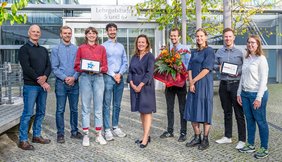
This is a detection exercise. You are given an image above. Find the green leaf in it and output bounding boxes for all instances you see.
[3,13,8,20]
[11,4,17,15]
[23,0,28,6]
[23,14,27,23]
[10,19,14,25]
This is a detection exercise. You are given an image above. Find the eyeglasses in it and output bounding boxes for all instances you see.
[247,41,257,45]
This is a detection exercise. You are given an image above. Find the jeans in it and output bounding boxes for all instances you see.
[55,79,79,136]
[103,74,124,130]
[165,83,187,134]
[19,85,47,142]
[219,81,246,141]
[241,90,269,149]
[80,73,104,129]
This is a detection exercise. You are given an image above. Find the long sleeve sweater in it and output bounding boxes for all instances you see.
[74,44,108,73]
[237,54,269,101]
[19,40,51,86]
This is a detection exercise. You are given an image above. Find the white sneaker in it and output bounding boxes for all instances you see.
[215,137,232,144]
[96,134,107,145]
[235,141,245,149]
[104,130,114,141]
[82,135,90,147]
[112,128,127,138]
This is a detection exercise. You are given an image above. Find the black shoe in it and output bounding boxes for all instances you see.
[178,133,187,142]
[186,134,201,147]
[57,135,65,144]
[135,136,151,144]
[70,132,83,139]
[198,136,209,150]
[139,137,150,148]
[140,142,148,148]
[160,131,174,138]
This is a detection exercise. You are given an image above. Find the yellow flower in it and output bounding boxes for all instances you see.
[161,49,169,56]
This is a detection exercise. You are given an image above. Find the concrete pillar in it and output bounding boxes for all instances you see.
[181,0,186,44]
[276,13,282,83]
[196,0,202,29]
[223,0,232,28]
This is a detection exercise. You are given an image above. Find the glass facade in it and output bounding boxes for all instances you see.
[0,0,281,83]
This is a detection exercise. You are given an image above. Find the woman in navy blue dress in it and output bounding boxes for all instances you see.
[127,34,156,148]
[184,28,215,150]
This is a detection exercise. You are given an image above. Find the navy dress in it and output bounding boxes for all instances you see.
[127,52,156,114]
[184,47,215,124]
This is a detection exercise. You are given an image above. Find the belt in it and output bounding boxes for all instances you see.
[84,71,99,75]
[221,80,239,84]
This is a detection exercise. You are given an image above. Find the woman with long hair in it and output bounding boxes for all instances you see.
[237,35,269,159]
[184,28,215,150]
[127,34,156,148]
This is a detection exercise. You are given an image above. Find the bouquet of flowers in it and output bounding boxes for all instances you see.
[154,48,190,87]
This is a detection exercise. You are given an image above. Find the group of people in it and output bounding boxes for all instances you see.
[17,23,270,159]
[18,23,128,149]
[215,28,269,159]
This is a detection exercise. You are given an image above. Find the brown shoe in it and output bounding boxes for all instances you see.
[32,136,51,144]
[18,141,35,150]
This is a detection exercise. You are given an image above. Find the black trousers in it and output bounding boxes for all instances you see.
[165,83,187,134]
[219,80,246,142]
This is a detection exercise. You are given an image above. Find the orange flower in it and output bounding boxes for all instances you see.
[171,57,176,62]
[161,49,169,56]
[175,53,180,59]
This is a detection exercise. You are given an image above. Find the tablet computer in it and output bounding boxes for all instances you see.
[80,59,100,72]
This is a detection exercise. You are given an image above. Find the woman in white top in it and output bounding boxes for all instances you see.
[237,35,269,159]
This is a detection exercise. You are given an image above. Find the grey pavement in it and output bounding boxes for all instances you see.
[0,84,282,161]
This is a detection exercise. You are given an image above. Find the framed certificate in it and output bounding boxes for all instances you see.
[80,59,100,72]
[221,62,238,75]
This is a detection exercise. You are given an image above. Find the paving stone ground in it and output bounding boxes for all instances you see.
[0,84,282,162]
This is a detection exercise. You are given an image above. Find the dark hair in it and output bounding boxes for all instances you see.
[223,27,235,35]
[60,25,72,33]
[246,35,264,58]
[84,27,99,44]
[134,34,151,56]
[196,28,208,51]
[170,28,181,36]
[106,23,118,31]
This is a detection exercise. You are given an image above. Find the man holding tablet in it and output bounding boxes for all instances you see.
[214,28,246,149]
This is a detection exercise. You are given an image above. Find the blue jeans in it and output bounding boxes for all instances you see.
[241,90,269,149]
[103,74,124,130]
[79,73,104,129]
[19,85,47,142]
[55,79,79,136]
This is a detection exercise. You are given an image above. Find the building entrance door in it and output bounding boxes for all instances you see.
[63,18,163,88]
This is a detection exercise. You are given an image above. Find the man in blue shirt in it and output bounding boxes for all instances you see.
[51,26,82,143]
[214,28,246,149]
[102,23,128,141]
[160,28,191,142]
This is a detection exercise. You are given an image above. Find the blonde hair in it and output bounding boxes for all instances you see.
[60,25,72,33]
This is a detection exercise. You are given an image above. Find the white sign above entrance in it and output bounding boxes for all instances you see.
[91,6,138,21]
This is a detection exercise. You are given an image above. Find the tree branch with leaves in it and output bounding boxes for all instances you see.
[134,0,277,44]
[0,0,28,26]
